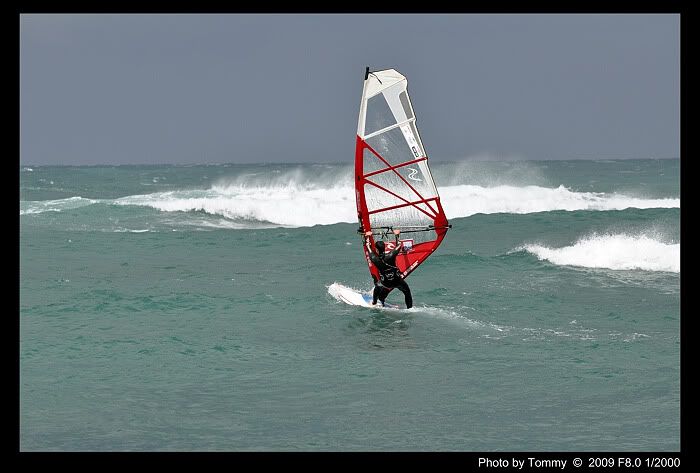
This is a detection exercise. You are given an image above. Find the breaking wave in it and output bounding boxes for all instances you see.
[521,233,680,273]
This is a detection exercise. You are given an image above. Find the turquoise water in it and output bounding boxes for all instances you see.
[20,159,680,451]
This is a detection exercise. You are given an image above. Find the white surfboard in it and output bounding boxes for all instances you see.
[328,283,401,309]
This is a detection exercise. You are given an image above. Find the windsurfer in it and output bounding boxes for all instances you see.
[364,229,413,309]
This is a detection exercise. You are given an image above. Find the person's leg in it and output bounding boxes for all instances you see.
[396,280,413,309]
[372,284,382,305]
[377,286,388,306]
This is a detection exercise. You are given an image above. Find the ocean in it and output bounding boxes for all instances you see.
[19,158,680,451]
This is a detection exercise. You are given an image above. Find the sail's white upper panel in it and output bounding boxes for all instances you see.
[357,69,420,145]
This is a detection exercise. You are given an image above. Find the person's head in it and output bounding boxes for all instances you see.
[375,240,385,254]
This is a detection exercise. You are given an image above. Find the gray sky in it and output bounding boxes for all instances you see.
[20,14,679,165]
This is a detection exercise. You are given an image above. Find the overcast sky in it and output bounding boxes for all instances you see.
[20,14,679,165]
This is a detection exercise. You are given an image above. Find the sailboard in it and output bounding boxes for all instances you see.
[327,283,401,309]
[355,67,450,286]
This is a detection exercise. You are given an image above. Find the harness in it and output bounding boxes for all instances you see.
[375,253,401,285]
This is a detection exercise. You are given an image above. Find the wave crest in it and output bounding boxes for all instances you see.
[107,183,678,228]
[441,184,678,217]
[20,196,98,215]
[521,233,680,273]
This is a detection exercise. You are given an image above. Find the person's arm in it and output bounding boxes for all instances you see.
[364,231,373,251]
[389,229,403,257]
[364,231,379,263]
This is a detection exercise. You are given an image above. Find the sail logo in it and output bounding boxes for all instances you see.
[384,240,412,253]
[407,168,422,182]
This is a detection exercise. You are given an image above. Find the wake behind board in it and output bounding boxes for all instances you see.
[328,283,401,309]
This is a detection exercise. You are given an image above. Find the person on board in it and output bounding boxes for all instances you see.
[363,229,413,309]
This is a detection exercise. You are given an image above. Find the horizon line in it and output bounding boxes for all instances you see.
[20,156,681,167]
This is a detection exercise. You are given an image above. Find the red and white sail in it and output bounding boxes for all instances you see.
[355,68,450,282]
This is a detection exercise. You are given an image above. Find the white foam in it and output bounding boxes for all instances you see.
[522,233,680,273]
[440,184,679,217]
[115,187,357,227]
[415,305,512,332]
[111,183,678,228]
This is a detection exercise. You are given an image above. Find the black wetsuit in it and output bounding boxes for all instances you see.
[366,238,413,309]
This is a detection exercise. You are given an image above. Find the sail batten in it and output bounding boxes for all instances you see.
[363,157,427,178]
[363,117,416,140]
[355,68,450,281]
